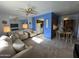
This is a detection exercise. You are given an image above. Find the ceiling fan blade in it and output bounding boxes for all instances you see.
[16,8,26,12]
[32,10,38,14]
[16,5,37,17]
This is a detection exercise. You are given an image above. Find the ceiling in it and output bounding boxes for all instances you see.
[0,1,79,19]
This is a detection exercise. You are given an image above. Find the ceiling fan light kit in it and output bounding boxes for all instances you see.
[17,5,37,17]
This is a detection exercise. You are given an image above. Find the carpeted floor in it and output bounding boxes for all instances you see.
[23,34,75,58]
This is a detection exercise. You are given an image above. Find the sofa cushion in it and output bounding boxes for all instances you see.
[12,46,33,58]
[14,33,19,39]
[0,35,12,44]
[17,31,29,40]
[10,32,20,43]
[13,39,25,52]
[20,34,28,40]
[0,40,16,58]
[17,31,24,35]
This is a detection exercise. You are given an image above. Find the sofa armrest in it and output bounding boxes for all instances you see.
[12,46,33,58]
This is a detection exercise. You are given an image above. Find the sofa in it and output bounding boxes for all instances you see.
[0,31,33,58]
[12,46,33,58]
[10,31,30,40]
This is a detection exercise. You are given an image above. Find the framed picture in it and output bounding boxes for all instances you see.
[2,20,7,24]
[46,19,48,28]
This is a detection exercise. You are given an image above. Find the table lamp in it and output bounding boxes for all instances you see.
[22,23,28,29]
[3,25,11,36]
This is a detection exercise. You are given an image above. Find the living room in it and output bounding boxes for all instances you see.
[0,1,79,58]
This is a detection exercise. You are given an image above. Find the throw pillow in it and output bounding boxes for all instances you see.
[13,39,25,52]
[10,35,16,43]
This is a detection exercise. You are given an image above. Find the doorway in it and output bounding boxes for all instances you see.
[36,20,44,34]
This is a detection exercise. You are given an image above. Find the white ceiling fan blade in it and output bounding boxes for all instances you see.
[32,10,38,14]
[16,8,26,12]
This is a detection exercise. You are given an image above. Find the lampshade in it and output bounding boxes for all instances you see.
[53,25,57,30]
[3,25,11,33]
[22,24,28,29]
[63,16,69,21]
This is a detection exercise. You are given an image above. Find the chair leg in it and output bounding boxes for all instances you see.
[70,35,73,43]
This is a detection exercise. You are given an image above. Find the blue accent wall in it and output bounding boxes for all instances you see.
[43,13,52,39]
[32,12,58,39]
[32,17,36,31]
[32,12,52,39]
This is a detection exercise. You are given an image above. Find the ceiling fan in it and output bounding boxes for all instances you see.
[16,5,37,17]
